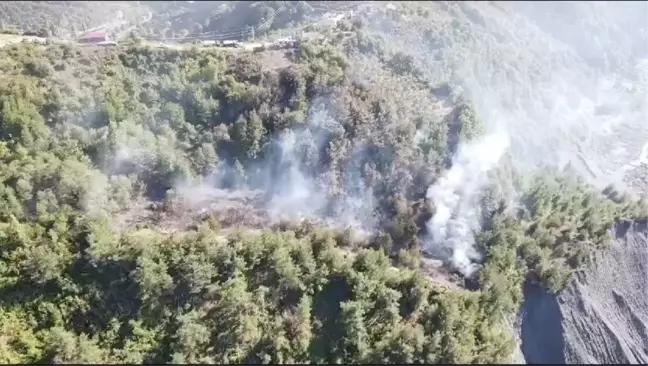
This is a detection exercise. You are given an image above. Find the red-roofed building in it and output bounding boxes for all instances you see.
[78,32,109,44]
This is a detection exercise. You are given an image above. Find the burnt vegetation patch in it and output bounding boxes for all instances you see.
[0,2,647,364]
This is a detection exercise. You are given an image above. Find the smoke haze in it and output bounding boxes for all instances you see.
[102,1,647,278]
[426,132,510,275]
[354,1,648,275]
[171,98,379,233]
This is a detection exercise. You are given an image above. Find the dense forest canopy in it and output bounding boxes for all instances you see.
[0,1,647,364]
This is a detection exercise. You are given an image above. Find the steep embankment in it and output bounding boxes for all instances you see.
[521,221,648,364]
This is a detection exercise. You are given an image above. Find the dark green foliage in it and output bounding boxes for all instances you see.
[0,9,644,362]
[0,38,514,364]
[0,219,516,363]
[477,170,647,297]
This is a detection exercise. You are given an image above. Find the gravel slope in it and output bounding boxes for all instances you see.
[521,221,648,364]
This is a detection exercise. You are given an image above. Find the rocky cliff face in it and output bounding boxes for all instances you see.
[520,221,648,364]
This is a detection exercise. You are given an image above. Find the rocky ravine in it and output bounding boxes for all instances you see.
[520,221,648,364]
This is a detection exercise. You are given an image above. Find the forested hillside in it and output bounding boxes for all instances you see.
[138,1,315,40]
[138,1,364,41]
[0,2,647,364]
[0,1,141,38]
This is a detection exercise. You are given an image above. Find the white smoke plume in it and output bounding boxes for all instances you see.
[263,129,329,222]
[170,97,379,233]
[354,1,647,276]
[358,2,648,190]
[426,132,510,276]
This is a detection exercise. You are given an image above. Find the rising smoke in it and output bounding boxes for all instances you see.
[355,1,648,276]
[98,1,646,281]
[426,132,510,276]
[171,97,378,233]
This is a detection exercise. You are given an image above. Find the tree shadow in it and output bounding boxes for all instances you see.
[520,283,567,364]
[308,275,353,363]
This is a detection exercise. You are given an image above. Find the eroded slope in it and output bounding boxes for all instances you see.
[522,221,648,364]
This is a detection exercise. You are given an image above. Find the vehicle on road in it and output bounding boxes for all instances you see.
[97,41,118,47]
[222,40,242,48]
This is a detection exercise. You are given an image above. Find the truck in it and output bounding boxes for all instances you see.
[221,40,241,48]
